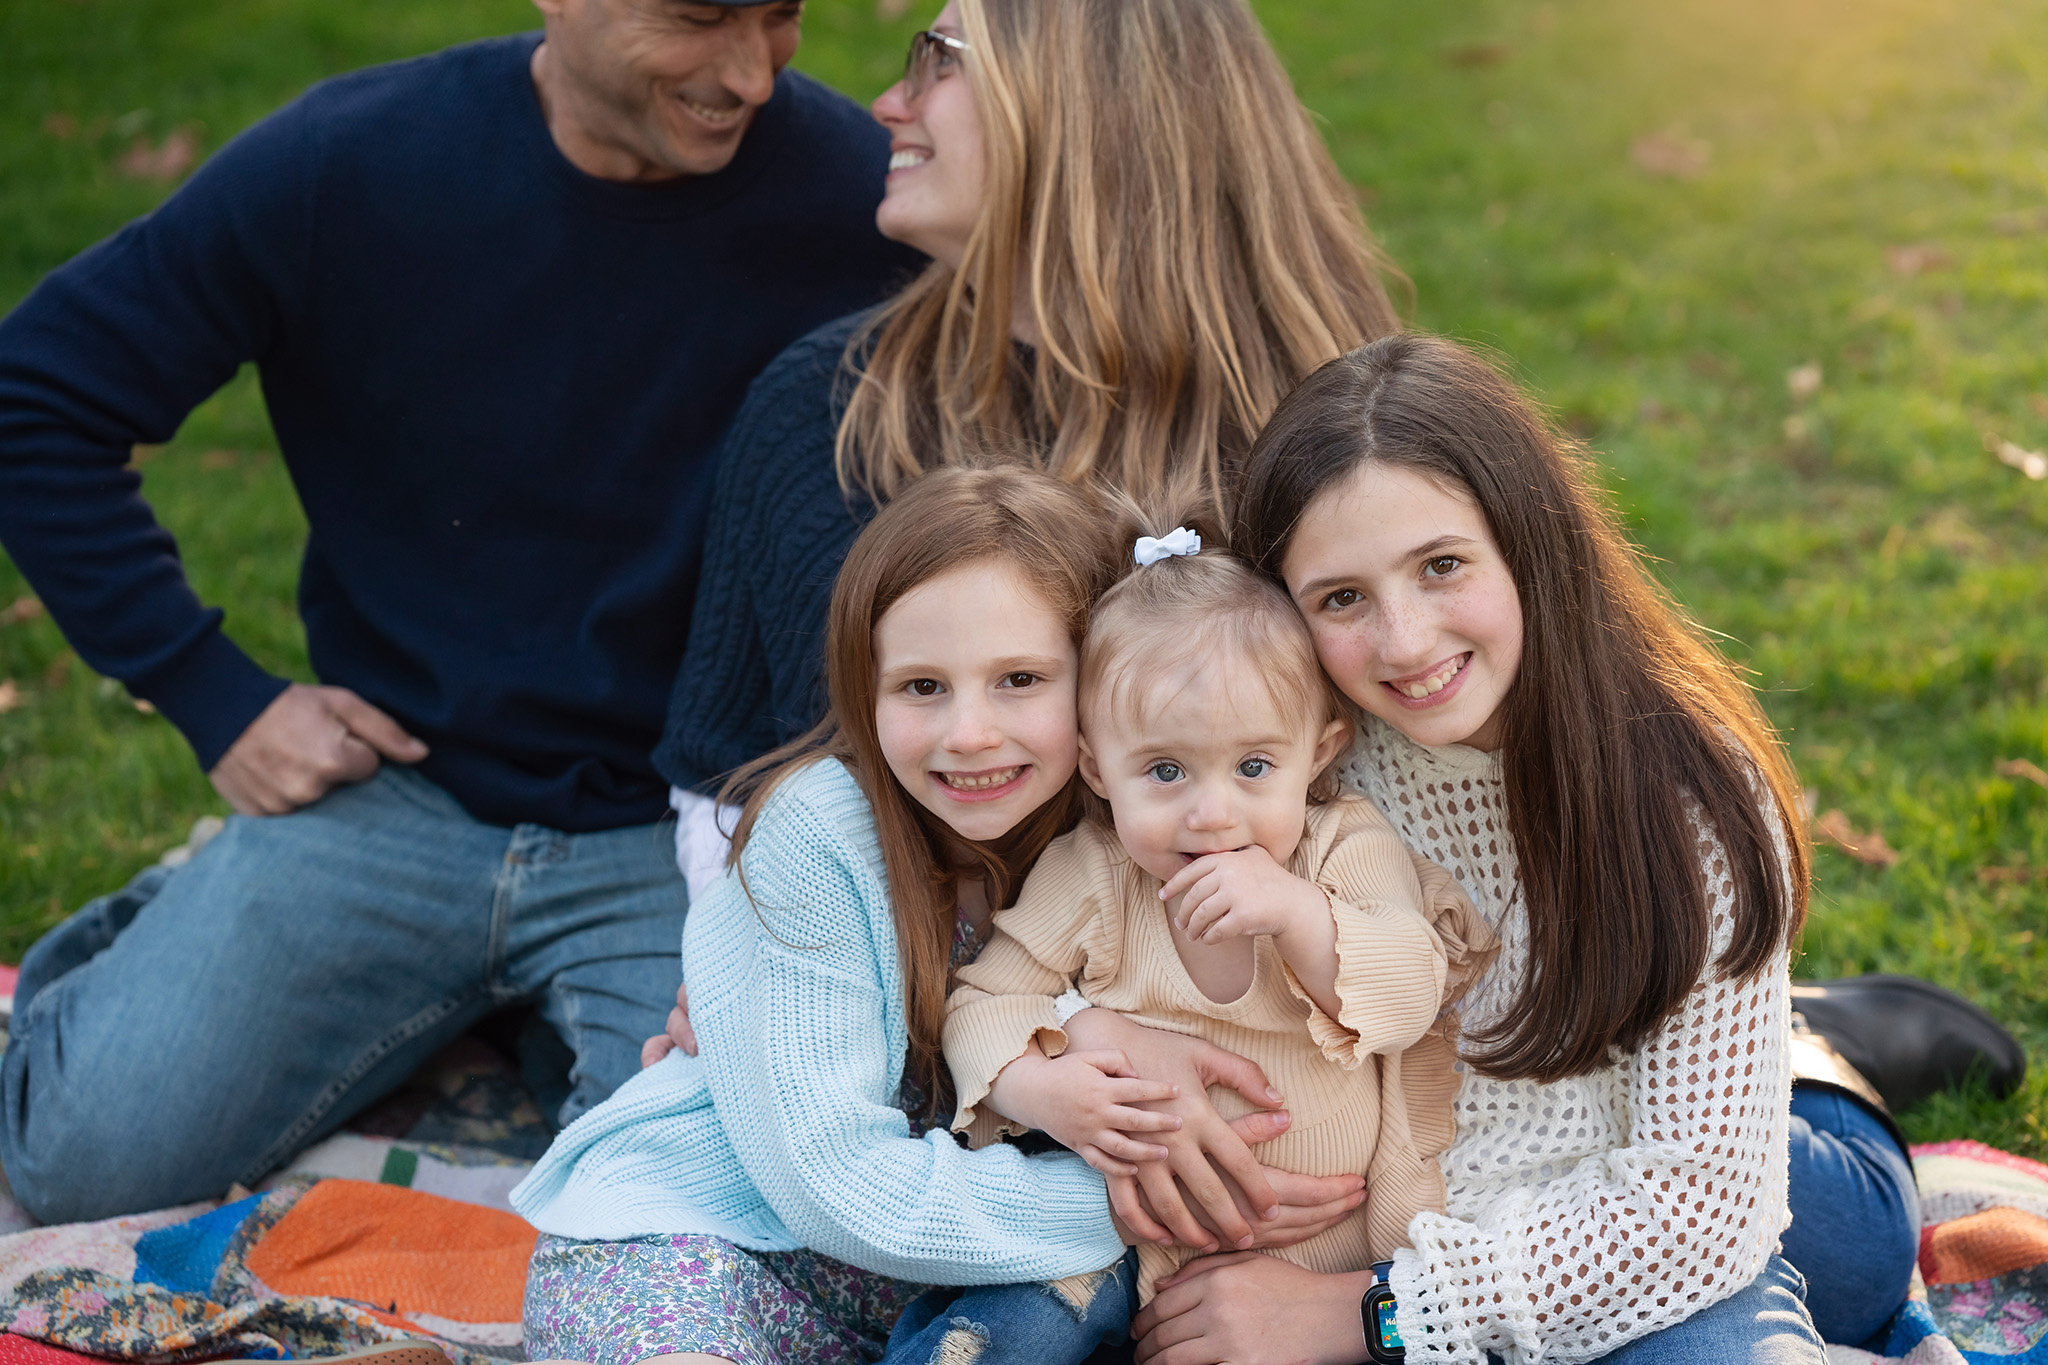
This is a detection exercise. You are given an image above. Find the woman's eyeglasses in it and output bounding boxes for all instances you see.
[901,30,969,102]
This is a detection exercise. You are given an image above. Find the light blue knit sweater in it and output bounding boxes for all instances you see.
[510,757,1127,1284]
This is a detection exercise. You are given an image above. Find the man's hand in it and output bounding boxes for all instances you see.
[1158,845,1325,945]
[208,683,427,816]
[987,1045,1183,1178]
[641,982,698,1067]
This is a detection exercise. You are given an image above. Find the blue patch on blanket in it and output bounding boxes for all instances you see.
[132,1192,263,1294]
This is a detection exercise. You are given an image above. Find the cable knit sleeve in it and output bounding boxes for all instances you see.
[1388,805,1794,1365]
[943,827,1117,1141]
[653,314,873,791]
[691,763,1127,1285]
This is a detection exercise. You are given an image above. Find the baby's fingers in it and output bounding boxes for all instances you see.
[1078,1144,1140,1178]
[1100,1076,1180,1108]
[1156,855,1222,907]
[1102,1102,1183,1133]
[1094,1130,1173,1164]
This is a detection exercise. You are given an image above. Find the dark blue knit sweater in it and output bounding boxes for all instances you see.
[0,36,922,831]
[653,312,875,792]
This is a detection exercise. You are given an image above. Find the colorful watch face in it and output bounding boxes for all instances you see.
[1363,1284,1405,1362]
[1377,1298,1403,1350]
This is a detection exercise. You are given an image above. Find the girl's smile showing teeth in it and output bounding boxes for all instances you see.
[935,765,1031,802]
[1386,653,1469,702]
[888,148,931,172]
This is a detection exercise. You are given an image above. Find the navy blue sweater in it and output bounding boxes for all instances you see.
[654,312,875,792]
[0,36,922,831]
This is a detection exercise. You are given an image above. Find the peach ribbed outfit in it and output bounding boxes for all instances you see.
[944,794,1497,1302]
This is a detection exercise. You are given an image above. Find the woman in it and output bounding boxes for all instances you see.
[653,0,1401,810]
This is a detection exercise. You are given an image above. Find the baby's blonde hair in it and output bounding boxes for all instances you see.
[1080,523,1347,792]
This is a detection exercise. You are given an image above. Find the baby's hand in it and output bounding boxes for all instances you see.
[1160,846,1329,945]
[1002,1048,1185,1178]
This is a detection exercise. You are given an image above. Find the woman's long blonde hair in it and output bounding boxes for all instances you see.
[837,0,1402,514]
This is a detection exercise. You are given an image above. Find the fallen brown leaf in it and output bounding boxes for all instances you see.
[132,697,157,715]
[1446,43,1511,67]
[1886,243,1951,277]
[1996,758,2048,789]
[116,125,199,183]
[43,652,72,689]
[1786,362,1823,402]
[200,449,238,471]
[1991,208,2048,236]
[42,112,77,141]
[875,0,912,17]
[1977,865,2042,886]
[1,596,42,627]
[0,680,20,715]
[1630,129,1711,179]
[1813,809,1900,867]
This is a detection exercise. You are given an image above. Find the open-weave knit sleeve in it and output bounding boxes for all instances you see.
[1341,722,1793,1365]
[1389,815,1792,1364]
[945,827,1119,1140]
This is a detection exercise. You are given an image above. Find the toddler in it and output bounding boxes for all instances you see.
[940,527,1496,1324]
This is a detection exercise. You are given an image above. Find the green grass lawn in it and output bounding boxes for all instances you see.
[2,0,2043,1155]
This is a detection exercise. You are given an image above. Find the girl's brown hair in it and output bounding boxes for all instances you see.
[1235,333,1810,1083]
[720,466,1120,1120]
[837,0,1403,515]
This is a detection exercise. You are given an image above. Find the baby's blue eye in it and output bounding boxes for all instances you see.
[1237,757,1272,779]
[1147,761,1184,784]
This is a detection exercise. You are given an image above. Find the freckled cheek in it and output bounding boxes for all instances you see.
[1307,622,1383,711]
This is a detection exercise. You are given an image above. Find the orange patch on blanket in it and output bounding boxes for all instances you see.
[246,1179,537,1323]
[1918,1207,2048,1286]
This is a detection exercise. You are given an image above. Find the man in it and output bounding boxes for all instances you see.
[0,0,921,1223]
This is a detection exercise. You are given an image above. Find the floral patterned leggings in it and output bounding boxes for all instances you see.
[523,1232,930,1365]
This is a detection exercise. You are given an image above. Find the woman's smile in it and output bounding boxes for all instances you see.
[1383,651,1470,704]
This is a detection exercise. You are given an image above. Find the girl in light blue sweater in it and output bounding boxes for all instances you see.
[513,469,1359,1365]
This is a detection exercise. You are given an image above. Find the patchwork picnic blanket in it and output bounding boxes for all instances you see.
[1834,1141,2048,1365]
[0,1036,547,1364]
[0,1033,2042,1364]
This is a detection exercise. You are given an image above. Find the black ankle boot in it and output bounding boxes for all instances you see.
[1790,974,2027,1115]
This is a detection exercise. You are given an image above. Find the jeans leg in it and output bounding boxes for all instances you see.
[1781,1087,1921,1345]
[499,820,686,1128]
[0,769,509,1223]
[1584,1255,1826,1364]
[883,1254,1135,1365]
[13,863,176,1013]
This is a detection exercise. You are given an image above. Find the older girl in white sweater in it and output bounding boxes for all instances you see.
[1059,333,1886,1365]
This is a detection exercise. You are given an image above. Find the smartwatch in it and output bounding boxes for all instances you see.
[1360,1260,1405,1363]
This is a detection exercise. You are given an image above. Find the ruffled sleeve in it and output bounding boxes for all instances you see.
[944,825,1120,1142]
[1284,799,1499,1068]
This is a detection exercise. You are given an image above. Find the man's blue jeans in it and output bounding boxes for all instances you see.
[0,767,684,1225]
[885,1252,1136,1365]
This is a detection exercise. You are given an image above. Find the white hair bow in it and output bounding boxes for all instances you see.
[1133,527,1202,567]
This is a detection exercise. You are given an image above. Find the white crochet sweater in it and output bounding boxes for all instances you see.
[1340,718,1793,1365]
